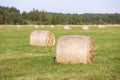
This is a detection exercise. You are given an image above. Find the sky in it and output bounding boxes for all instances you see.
[0,0,120,14]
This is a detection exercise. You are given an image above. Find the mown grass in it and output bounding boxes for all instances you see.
[0,25,120,80]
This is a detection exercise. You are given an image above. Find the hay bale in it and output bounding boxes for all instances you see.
[102,25,105,28]
[98,25,105,28]
[50,25,54,28]
[64,25,71,30]
[35,25,38,28]
[41,25,44,28]
[56,35,95,64]
[83,25,89,30]
[30,30,55,46]
[17,25,20,28]
[98,25,102,28]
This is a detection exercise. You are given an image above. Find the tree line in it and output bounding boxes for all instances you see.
[0,6,120,25]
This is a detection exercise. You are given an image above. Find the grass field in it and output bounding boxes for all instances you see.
[0,25,120,80]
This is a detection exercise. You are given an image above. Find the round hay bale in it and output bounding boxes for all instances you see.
[30,30,55,46]
[56,35,95,64]
[35,25,38,28]
[83,25,89,30]
[41,25,44,28]
[98,25,102,28]
[98,25,105,28]
[102,25,105,28]
[17,25,20,28]
[50,25,54,28]
[64,25,71,30]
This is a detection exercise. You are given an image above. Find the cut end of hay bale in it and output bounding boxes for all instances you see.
[56,35,95,64]
[30,30,55,46]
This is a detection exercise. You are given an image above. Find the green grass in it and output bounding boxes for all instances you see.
[0,25,120,80]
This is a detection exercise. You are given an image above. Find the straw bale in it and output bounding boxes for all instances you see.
[17,25,20,28]
[41,25,44,28]
[102,25,105,28]
[64,25,71,30]
[83,25,89,30]
[98,25,102,28]
[56,35,95,64]
[30,30,55,46]
[35,25,38,28]
[98,25,105,28]
[50,25,54,28]
[0,26,3,30]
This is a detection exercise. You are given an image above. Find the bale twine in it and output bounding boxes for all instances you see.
[30,30,55,46]
[56,35,95,64]
[83,25,89,30]
[64,25,71,30]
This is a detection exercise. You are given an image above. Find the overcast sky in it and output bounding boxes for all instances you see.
[0,0,120,14]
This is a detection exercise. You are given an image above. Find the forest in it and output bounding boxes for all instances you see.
[0,6,120,25]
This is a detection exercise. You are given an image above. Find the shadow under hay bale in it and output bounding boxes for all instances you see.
[56,35,95,64]
[30,30,55,46]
